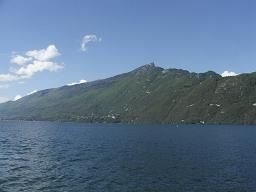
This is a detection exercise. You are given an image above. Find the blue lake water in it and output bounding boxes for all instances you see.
[1,121,256,191]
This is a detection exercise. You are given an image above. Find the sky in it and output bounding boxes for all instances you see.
[1,0,256,102]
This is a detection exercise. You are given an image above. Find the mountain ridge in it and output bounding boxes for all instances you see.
[1,63,256,124]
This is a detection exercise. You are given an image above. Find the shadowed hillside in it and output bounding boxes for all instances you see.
[1,63,256,124]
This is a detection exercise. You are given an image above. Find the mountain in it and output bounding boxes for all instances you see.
[1,63,256,124]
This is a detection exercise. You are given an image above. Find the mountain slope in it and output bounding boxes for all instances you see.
[1,63,256,124]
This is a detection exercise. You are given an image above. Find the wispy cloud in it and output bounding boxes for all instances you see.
[81,34,101,52]
[0,73,19,82]
[67,79,87,86]
[15,60,63,79]
[0,45,63,83]
[12,90,38,102]
[26,90,38,96]
[13,95,22,101]
[0,96,9,103]
[221,71,239,77]
[26,45,60,61]
[10,55,32,65]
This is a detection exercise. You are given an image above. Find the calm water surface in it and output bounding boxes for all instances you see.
[1,121,256,191]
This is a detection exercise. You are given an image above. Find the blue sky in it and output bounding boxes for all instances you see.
[1,0,256,102]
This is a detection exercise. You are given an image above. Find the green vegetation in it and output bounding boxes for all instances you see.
[1,63,256,124]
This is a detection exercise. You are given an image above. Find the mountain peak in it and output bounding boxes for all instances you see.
[139,62,156,70]
[133,62,162,74]
[199,71,222,79]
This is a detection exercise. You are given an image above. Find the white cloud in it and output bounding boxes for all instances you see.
[26,45,60,61]
[0,97,9,103]
[81,34,101,52]
[0,45,63,82]
[67,79,87,86]
[221,71,239,77]
[27,90,38,96]
[12,90,37,102]
[13,95,22,101]
[0,73,19,82]
[10,55,32,65]
[15,60,63,78]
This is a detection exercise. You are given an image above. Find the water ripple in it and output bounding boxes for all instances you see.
[1,121,256,191]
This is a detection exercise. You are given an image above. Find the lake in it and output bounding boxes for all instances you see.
[0,121,256,191]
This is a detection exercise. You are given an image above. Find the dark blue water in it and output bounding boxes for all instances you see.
[1,121,256,191]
